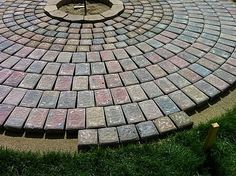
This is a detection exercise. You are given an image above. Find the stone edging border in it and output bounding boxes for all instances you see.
[44,0,125,23]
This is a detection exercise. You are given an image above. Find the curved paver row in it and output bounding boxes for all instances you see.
[0,0,236,147]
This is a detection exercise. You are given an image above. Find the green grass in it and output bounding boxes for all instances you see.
[0,107,236,176]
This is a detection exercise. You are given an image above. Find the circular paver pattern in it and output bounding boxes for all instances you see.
[0,0,235,146]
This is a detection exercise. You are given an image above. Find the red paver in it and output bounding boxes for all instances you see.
[66,109,85,130]
[111,87,131,105]
[24,108,49,131]
[0,104,14,127]
[44,109,67,133]
[95,89,113,106]
[4,107,31,131]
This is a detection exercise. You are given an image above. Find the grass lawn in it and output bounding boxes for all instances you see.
[0,107,236,176]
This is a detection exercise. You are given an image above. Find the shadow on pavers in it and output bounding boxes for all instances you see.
[66,131,78,139]
[25,131,44,138]
[4,130,24,137]
[45,132,65,139]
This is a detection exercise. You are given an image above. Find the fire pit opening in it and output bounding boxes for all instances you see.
[44,0,124,22]
[59,0,110,16]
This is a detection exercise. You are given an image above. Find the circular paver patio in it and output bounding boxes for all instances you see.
[0,0,235,147]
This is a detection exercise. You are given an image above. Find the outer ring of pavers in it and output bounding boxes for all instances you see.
[0,0,236,146]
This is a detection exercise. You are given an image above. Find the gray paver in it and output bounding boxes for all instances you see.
[75,63,90,76]
[169,111,193,129]
[204,74,229,91]
[133,68,154,82]
[154,95,180,115]
[155,77,178,94]
[182,85,209,105]
[117,124,139,143]
[139,100,163,120]
[77,91,95,108]
[36,75,56,90]
[119,71,139,86]
[58,91,76,108]
[189,63,211,77]
[213,69,236,85]
[136,121,159,139]
[20,90,42,108]
[153,116,177,134]
[38,91,60,108]
[98,127,119,145]
[126,85,148,102]
[122,103,145,124]
[104,105,126,127]
[91,62,106,75]
[141,81,163,98]
[86,107,106,128]
[194,80,220,98]
[167,73,191,89]
[78,129,98,147]
[169,90,196,111]
[19,74,41,89]
[72,76,88,90]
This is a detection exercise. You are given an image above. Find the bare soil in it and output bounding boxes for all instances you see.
[191,87,236,126]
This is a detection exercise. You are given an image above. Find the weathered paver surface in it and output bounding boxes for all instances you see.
[0,0,235,147]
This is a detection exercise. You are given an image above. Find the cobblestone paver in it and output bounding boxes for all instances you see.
[0,0,235,147]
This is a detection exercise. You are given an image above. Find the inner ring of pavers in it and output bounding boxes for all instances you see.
[1,0,169,52]
[44,0,125,23]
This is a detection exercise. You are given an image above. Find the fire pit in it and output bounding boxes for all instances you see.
[44,0,124,22]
